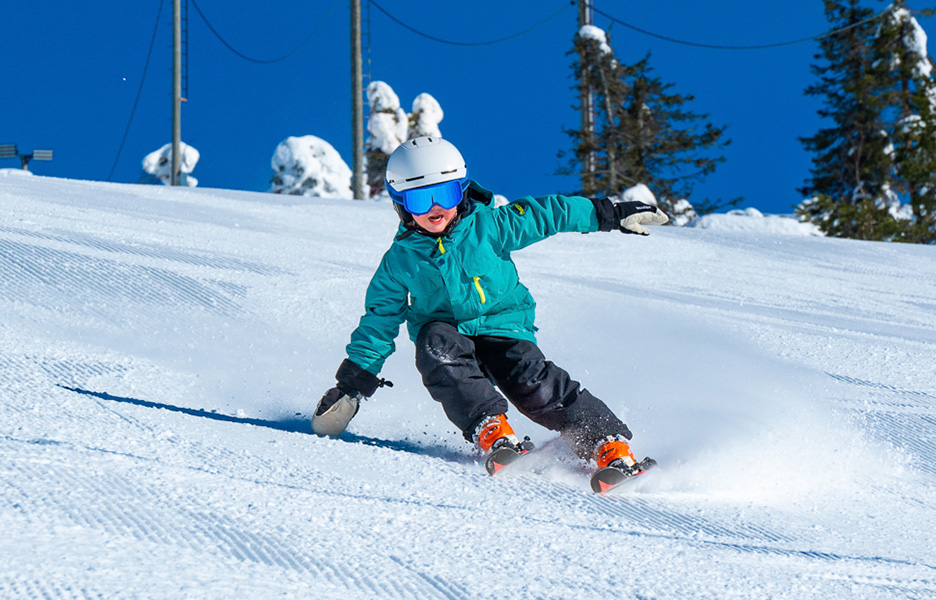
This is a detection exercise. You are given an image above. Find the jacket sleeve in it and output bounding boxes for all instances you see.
[345,251,408,375]
[491,194,601,252]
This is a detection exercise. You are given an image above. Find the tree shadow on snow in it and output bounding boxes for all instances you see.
[58,385,469,463]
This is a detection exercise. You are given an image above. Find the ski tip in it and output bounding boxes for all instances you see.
[490,461,508,475]
[484,446,524,476]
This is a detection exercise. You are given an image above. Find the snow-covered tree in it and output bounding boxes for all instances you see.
[270,135,352,198]
[875,1,936,243]
[142,142,199,187]
[560,25,733,224]
[365,81,408,198]
[408,93,444,139]
[364,81,445,198]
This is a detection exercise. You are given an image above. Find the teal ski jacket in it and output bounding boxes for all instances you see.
[346,181,601,375]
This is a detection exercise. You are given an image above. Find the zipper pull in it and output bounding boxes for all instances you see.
[472,276,487,304]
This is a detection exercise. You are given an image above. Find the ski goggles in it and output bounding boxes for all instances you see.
[388,176,470,216]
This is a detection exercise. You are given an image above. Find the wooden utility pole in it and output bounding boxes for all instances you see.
[577,0,595,192]
[171,0,182,186]
[351,0,365,200]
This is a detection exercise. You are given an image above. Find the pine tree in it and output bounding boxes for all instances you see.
[873,1,936,243]
[799,0,901,240]
[561,26,734,221]
[618,56,733,216]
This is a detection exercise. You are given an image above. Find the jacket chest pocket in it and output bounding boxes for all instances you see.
[410,263,446,310]
[413,262,444,292]
[466,253,516,307]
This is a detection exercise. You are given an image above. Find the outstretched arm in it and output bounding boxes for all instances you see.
[492,194,601,252]
[492,193,668,252]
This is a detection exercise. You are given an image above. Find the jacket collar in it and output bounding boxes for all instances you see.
[394,180,495,241]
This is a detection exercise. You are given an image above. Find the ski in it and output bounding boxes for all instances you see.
[590,457,657,495]
[484,437,536,476]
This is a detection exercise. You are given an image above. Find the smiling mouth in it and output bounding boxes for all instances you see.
[428,214,445,223]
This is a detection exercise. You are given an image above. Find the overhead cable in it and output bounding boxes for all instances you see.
[370,0,569,47]
[591,5,890,51]
[107,0,165,182]
[190,0,340,64]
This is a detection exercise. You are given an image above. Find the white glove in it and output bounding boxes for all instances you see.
[616,201,669,235]
[312,387,361,437]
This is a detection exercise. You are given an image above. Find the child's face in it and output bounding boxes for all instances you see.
[413,204,458,234]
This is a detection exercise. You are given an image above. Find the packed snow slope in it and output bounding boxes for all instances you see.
[2,170,936,599]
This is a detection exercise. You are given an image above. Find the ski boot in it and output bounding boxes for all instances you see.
[589,435,656,494]
[474,414,535,476]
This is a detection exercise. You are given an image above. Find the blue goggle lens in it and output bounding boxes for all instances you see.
[390,177,468,216]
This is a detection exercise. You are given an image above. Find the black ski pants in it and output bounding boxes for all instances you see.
[414,321,631,458]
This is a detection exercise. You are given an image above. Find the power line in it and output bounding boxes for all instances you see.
[189,0,340,64]
[107,0,165,182]
[590,5,890,51]
[369,0,570,47]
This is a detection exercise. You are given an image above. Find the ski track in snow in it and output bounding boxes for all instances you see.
[2,172,936,598]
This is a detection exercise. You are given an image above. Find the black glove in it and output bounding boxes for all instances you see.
[591,198,669,235]
[335,359,388,397]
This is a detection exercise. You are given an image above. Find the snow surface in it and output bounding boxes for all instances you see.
[2,175,936,599]
[691,207,824,236]
[0,168,32,178]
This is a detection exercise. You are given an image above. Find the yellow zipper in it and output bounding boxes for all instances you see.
[437,238,446,254]
[472,276,487,304]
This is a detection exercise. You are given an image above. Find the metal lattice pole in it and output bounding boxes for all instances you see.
[171,0,182,186]
[578,0,596,194]
[351,0,365,200]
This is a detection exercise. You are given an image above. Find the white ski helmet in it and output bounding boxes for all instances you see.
[385,136,468,195]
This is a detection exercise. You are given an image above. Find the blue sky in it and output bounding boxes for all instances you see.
[3,1,932,214]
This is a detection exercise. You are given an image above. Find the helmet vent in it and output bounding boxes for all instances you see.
[386,136,466,194]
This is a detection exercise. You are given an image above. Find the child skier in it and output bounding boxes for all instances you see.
[313,136,667,482]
